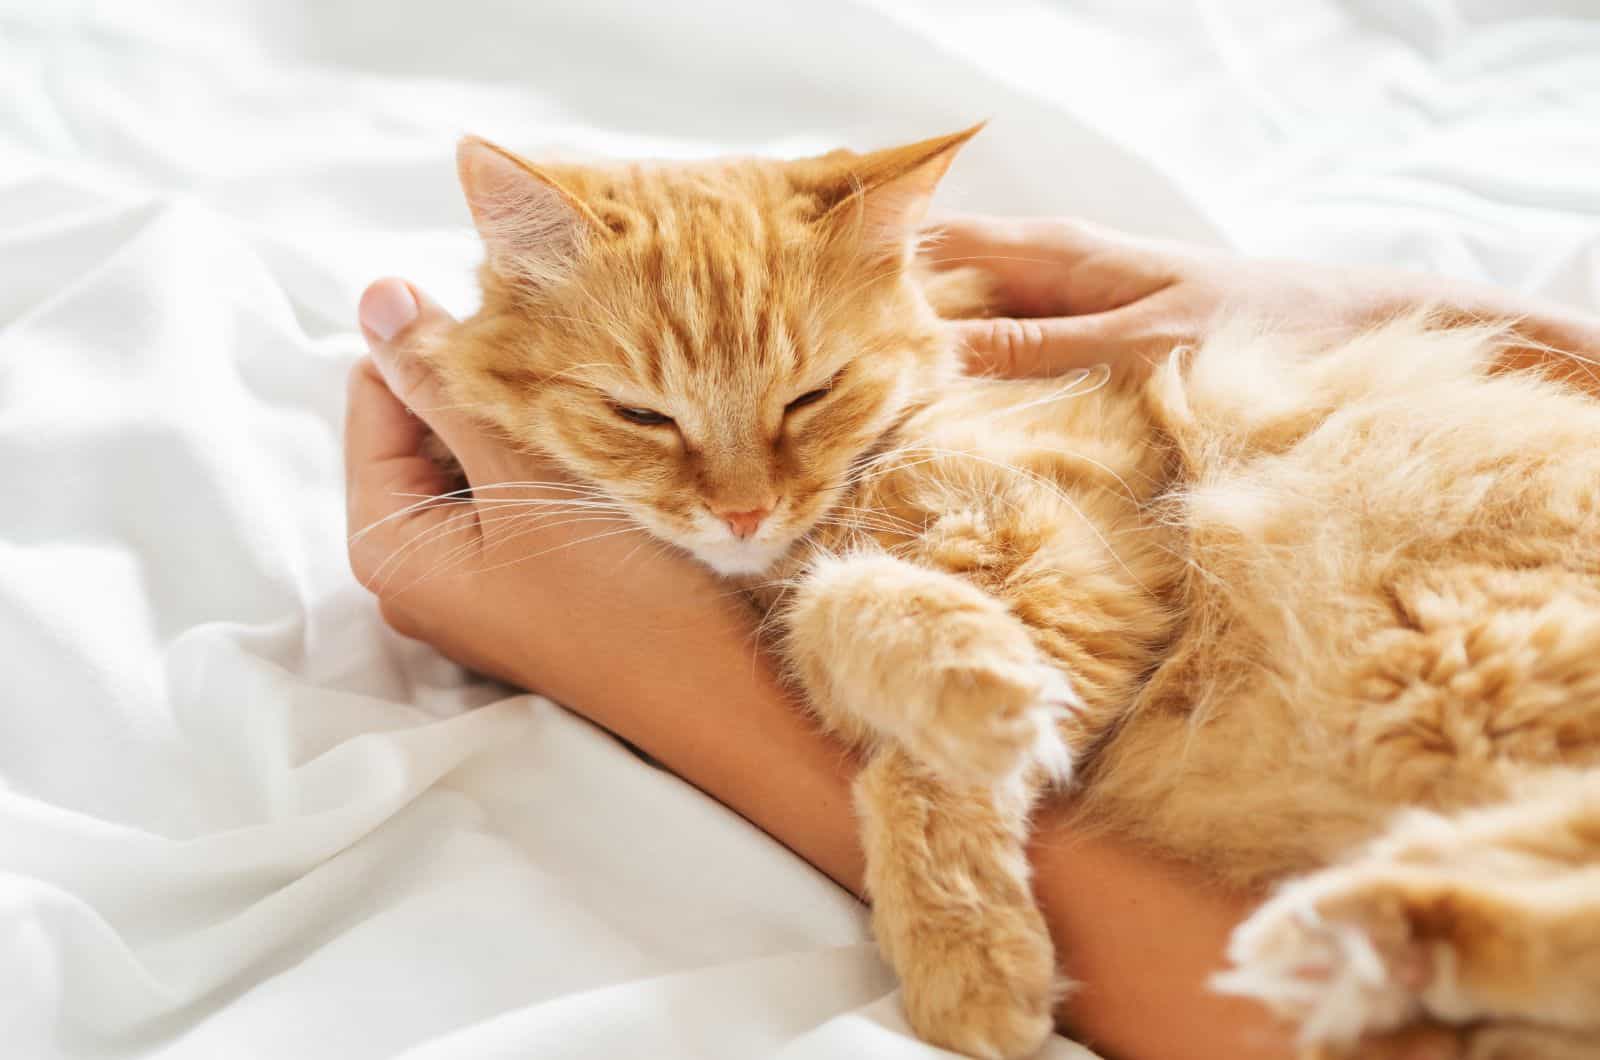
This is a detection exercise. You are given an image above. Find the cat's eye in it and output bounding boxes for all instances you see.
[613,404,673,427]
[785,387,831,414]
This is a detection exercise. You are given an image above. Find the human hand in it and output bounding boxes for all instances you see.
[924,215,1470,380]
[345,278,736,700]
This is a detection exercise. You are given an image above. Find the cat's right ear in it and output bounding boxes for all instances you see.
[457,137,602,283]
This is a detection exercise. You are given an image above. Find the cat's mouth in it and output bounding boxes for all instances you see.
[659,493,821,578]
[689,534,796,578]
[612,496,809,578]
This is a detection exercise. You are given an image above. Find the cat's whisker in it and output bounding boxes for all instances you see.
[402,518,526,590]
[833,434,1144,516]
[821,498,921,525]
[388,495,625,516]
[369,503,508,592]
[824,518,918,537]
[373,500,631,593]
[993,364,1113,411]
[353,480,622,545]
[465,524,651,579]
[464,480,616,495]
[815,515,918,538]
[612,524,675,572]
[372,509,601,598]
[463,498,629,513]
[442,510,623,576]
[750,583,797,649]
[396,511,633,593]
[536,360,628,387]
[867,442,1157,594]
[351,488,486,544]
[813,501,910,526]
[825,447,966,495]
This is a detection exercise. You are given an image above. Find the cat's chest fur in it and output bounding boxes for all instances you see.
[744,374,1185,723]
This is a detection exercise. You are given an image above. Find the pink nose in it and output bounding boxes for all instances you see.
[717,507,772,540]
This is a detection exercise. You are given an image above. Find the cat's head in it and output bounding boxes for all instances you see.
[438,127,980,575]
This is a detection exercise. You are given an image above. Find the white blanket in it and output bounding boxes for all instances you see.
[3,3,1597,1058]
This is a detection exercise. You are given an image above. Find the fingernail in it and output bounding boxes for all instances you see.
[360,279,418,343]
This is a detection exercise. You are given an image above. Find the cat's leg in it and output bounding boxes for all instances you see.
[784,551,1079,786]
[784,553,1072,1057]
[1218,770,1600,1050]
[856,745,1059,1060]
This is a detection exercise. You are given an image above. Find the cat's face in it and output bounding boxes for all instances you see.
[438,130,976,575]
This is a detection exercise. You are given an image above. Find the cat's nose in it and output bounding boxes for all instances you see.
[717,506,773,540]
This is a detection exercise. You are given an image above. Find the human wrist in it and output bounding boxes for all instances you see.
[1029,808,1289,1060]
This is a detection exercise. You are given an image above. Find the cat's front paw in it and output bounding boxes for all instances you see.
[905,655,1079,788]
[888,904,1059,1060]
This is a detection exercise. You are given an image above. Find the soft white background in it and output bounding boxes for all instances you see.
[2,2,1598,1058]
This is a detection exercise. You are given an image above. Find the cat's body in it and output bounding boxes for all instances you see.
[434,129,1600,1059]
[763,315,1600,1056]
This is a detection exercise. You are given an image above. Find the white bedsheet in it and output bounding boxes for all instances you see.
[2,3,1597,1058]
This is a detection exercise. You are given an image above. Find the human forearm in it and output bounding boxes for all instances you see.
[930,217,1600,399]
[1029,819,1290,1060]
[494,577,869,890]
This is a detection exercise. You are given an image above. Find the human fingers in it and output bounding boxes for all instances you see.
[343,356,476,603]
[923,214,1180,320]
[952,303,1180,379]
[356,277,480,457]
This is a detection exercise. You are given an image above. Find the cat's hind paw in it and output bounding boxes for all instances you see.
[1214,869,1431,1047]
[1217,789,1600,1048]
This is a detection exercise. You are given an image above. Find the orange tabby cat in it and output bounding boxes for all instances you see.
[427,127,1600,1060]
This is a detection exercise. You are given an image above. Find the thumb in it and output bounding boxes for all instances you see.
[952,311,1135,378]
[357,277,472,453]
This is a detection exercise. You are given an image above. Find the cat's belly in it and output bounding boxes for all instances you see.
[755,334,1600,889]
[1081,335,1600,885]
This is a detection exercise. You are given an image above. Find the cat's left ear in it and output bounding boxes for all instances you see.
[457,136,605,284]
[806,123,984,244]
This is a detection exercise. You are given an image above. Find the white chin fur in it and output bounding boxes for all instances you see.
[693,540,790,576]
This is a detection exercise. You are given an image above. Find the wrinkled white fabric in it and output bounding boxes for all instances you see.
[1,2,1596,1058]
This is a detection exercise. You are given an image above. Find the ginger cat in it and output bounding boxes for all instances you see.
[427,127,1600,1060]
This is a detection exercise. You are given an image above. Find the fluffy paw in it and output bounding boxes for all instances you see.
[905,657,1079,787]
[1216,870,1441,1048]
[892,909,1059,1060]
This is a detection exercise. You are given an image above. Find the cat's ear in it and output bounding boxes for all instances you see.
[457,136,604,282]
[804,123,984,243]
